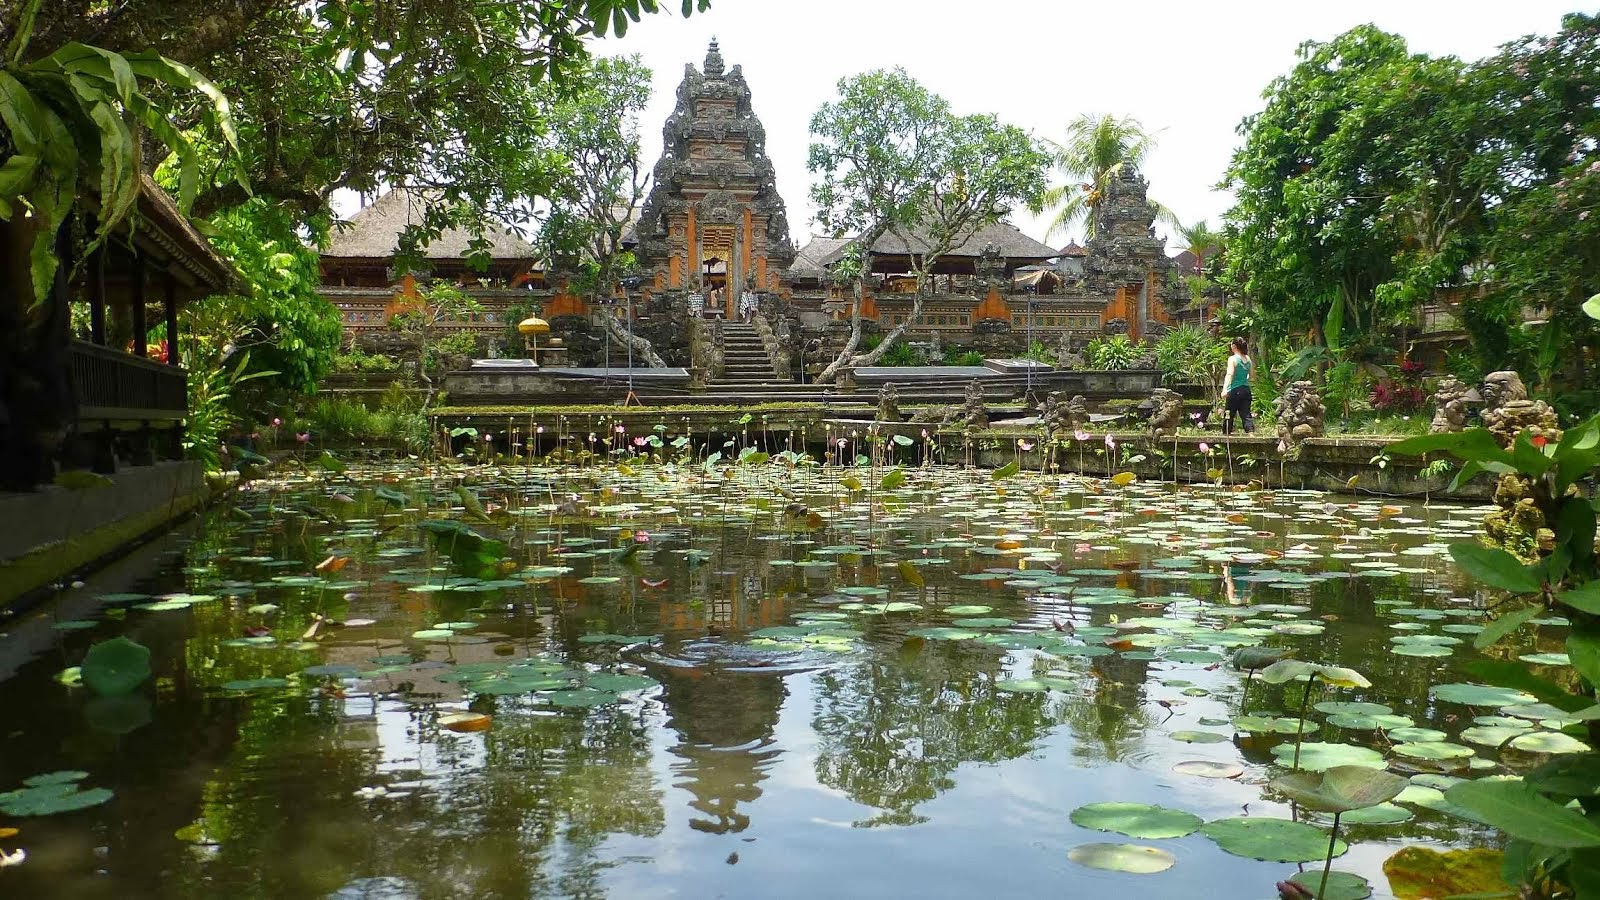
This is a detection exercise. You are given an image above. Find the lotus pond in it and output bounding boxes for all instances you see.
[0,461,1582,898]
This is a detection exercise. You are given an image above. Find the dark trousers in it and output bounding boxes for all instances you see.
[1224,385,1254,434]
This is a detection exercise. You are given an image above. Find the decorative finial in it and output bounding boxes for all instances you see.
[704,37,725,76]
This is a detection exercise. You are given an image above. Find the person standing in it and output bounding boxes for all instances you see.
[687,280,705,319]
[1221,337,1254,434]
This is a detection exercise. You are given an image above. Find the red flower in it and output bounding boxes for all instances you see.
[1531,434,1549,448]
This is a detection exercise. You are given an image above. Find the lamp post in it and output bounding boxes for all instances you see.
[620,275,643,404]
[518,316,549,368]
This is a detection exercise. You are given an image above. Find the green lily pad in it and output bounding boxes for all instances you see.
[1069,802,1203,838]
[1314,701,1392,716]
[0,783,114,816]
[1431,683,1537,706]
[1337,802,1412,825]
[1199,817,1347,862]
[544,689,617,708]
[943,605,993,615]
[1286,871,1371,900]
[81,637,151,697]
[1393,741,1475,760]
[1169,730,1230,744]
[23,771,89,787]
[1508,732,1591,754]
[583,674,658,693]
[1272,765,1408,813]
[952,617,1014,628]
[1067,842,1176,874]
[1270,742,1387,771]
[1385,727,1448,743]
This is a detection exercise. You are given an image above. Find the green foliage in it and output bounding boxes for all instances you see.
[1085,334,1144,369]
[879,341,929,367]
[183,350,279,471]
[0,1,246,303]
[942,348,985,367]
[536,55,653,301]
[1389,416,1600,895]
[1033,113,1168,239]
[331,347,401,374]
[188,198,343,396]
[304,397,376,444]
[808,67,1049,377]
[1153,325,1229,394]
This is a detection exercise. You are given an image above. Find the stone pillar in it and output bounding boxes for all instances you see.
[687,207,699,284]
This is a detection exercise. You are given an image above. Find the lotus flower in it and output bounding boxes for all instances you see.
[1199,442,1211,455]
[633,436,648,447]
[483,433,492,441]
[836,438,847,448]
[536,425,545,434]
[1074,429,1090,442]
[1017,439,1035,451]
[615,424,626,434]
[272,417,282,427]
[1104,434,1117,450]
[633,530,650,543]
[295,432,310,443]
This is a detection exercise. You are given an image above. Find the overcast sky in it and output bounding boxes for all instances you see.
[607,0,1577,252]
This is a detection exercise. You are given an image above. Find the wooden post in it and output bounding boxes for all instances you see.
[89,230,107,346]
[163,270,179,365]
[131,254,147,357]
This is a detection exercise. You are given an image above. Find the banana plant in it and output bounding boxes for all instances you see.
[1,0,247,303]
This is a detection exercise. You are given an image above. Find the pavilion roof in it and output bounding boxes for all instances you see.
[324,187,537,262]
[788,236,849,280]
[819,221,1056,266]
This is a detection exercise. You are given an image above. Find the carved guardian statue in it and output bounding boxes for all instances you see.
[1274,380,1326,451]
[1147,388,1185,439]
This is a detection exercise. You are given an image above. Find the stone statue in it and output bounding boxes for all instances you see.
[1428,376,1474,434]
[944,379,989,430]
[1274,380,1326,451]
[1147,388,1185,439]
[1479,370,1560,448]
[1475,371,1563,557]
[876,383,902,423]
[1038,391,1089,436]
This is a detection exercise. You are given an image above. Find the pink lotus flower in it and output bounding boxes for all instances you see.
[484,433,493,441]
[633,436,648,447]
[615,425,626,434]
[1199,442,1212,455]
[633,530,650,543]
[836,438,847,448]
[271,417,282,427]
[1017,439,1035,451]
[588,432,597,442]
[921,429,929,438]
[536,426,545,434]
[1104,434,1117,450]
[295,432,310,443]
[1074,429,1090,442]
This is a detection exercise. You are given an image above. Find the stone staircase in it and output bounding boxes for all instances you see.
[715,322,779,386]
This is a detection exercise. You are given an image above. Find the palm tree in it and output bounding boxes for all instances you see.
[1033,114,1168,240]
[1174,219,1226,273]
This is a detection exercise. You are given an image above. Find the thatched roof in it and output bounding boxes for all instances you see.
[820,221,1055,266]
[788,236,849,280]
[1054,241,1087,258]
[324,187,537,261]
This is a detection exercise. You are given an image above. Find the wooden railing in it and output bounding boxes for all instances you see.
[70,340,186,422]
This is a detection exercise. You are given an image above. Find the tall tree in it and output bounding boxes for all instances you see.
[808,69,1048,382]
[535,55,664,367]
[1222,27,1448,348]
[1173,219,1224,273]
[1033,114,1168,239]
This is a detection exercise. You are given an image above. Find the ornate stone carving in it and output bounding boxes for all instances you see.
[1479,370,1560,448]
[697,190,738,225]
[1428,376,1474,434]
[947,380,989,430]
[1274,380,1326,451]
[1147,388,1184,439]
[876,383,902,423]
[1039,391,1089,436]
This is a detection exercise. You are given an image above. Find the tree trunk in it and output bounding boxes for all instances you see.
[601,311,666,368]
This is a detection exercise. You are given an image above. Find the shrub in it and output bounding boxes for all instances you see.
[1085,334,1144,369]
[304,397,376,443]
[1154,325,1229,394]
[880,341,929,366]
[942,347,984,366]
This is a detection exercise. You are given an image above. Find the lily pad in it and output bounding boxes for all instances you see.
[1508,731,1591,754]
[1272,765,1408,813]
[1199,817,1347,862]
[1066,842,1176,874]
[1430,683,1537,706]
[81,637,151,697]
[1172,760,1243,779]
[1169,730,1230,744]
[1286,871,1372,900]
[544,689,617,708]
[1270,742,1387,772]
[1070,802,1203,838]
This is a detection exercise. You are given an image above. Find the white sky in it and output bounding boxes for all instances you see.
[608,0,1578,252]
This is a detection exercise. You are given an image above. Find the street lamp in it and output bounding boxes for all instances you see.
[620,275,643,405]
[518,316,549,367]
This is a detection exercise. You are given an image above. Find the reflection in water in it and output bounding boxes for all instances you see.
[812,647,1068,827]
[0,465,1517,897]
[654,657,786,834]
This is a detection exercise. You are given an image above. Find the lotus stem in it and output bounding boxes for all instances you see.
[1317,812,1341,899]
[1293,673,1318,771]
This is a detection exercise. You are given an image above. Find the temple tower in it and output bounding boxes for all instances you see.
[634,40,795,316]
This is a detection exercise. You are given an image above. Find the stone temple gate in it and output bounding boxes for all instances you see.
[632,40,796,317]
